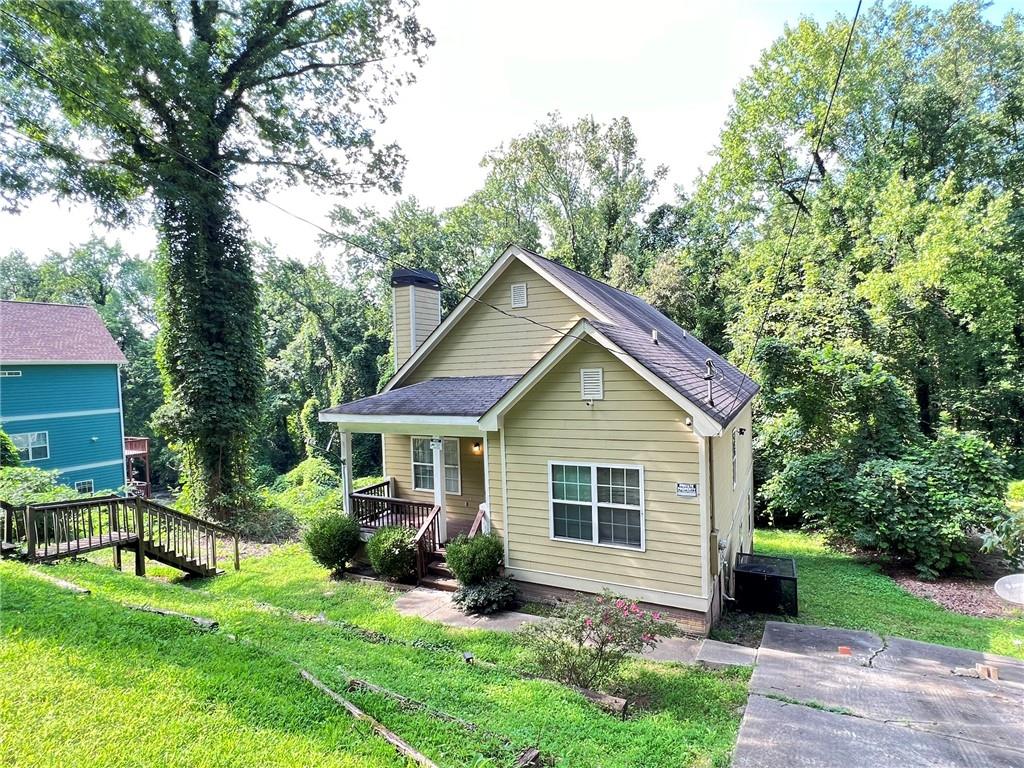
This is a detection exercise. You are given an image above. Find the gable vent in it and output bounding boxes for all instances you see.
[580,368,604,400]
[510,282,528,308]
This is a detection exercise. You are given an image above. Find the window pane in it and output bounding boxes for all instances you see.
[413,463,434,490]
[444,466,459,493]
[552,464,590,502]
[11,434,30,461]
[412,438,432,463]
[597,467,609,485]
[553,502,592,541]
[444,439,459,465]
[597,507,641,547]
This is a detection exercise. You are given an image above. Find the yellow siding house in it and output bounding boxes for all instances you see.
[320,245,758,631]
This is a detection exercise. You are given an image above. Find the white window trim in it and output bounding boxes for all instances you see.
[410,436,461,495]
[547,460,646,552]
[75,479,94,493]
[731,429,738,490]
[0,370,22,377]
[510,281,528,308]
[11,430,49,462]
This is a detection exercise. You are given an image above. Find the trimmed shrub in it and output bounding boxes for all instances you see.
[519,591,674,690]
[445,533,503,585]
[453,577,517,615]
[366,525,416,580]
[304,512,361,574]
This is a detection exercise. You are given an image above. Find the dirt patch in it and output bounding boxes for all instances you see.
[888,570,1020,618]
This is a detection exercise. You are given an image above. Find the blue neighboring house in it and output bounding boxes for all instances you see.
[0,300,128,494]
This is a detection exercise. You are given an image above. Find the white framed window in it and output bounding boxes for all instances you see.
[411,437,461,495]
[580,368,604,400]
[75,479,94,494]
[11,431,48,462]
[510,282,528,308]
[731,429,738,489]
[0,370,21,377]
[549,461,644,550]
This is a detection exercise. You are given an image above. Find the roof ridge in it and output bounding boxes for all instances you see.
[1,299,95,309]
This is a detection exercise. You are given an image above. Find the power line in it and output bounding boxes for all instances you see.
[1,7,729,400]
[722,0,863,412]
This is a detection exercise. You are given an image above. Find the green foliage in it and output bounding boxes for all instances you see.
[258,458,345,529]
[366,526,416,580]
[0,429,20,468]
[519,591,674,690]
[444,533,504,586]
[281,457,340,489]
[0,467,77,506]
[1007,480,1024,503]
[304,513,361,575]
[762,451,856,529]
[452,577,518,615]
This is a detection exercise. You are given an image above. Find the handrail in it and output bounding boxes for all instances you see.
[349,492,422,505]
[354,478,391,497]
[138,497,239,536]
[413,505,441,580]
[27,493,122,511]
[468,504,487,537]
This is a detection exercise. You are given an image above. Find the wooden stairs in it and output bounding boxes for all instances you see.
[419,547,458,592]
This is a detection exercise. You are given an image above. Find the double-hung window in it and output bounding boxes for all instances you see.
[411,437,461,494]
[550,462,644,549]
[11,431,48,462]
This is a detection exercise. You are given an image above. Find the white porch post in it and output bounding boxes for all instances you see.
[339,430,354,516]
[430,435,447,541]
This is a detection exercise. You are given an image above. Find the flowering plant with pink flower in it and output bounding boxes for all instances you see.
[519,590,674,689]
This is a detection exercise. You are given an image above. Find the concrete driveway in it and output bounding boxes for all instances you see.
[733,622,1024,768]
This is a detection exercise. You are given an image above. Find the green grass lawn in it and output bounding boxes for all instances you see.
[713,530,1024,659]
[0,547,748,768]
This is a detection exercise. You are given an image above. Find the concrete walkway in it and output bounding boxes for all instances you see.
[733,622,1024,768]
[393,587,757,667]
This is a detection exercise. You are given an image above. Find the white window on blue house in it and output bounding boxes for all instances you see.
[11,431,49,462]
[75,480,94,494]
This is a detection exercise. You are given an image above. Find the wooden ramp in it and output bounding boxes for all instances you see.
[1,496,239,577]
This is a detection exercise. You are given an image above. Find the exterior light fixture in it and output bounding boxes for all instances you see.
[472,441,482,455]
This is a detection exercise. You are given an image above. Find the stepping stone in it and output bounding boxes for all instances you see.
[394,587,451,618]
[696,638,757,668]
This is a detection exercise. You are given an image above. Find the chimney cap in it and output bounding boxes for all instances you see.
[391,268,441,290]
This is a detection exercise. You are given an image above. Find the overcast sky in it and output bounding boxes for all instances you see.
[1,0,1009,264]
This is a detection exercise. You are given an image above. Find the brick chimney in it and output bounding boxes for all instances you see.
[391,268,442,368]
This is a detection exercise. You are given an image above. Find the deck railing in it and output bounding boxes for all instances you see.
[25,495,135,561]
[123,436,150,455]
[468,503,488,537]
[355,478,392,498]
[350,491,435,532]
[414,505,442,580]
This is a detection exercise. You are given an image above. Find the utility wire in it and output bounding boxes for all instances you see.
[2,7,730,400]
[721,0,863,412]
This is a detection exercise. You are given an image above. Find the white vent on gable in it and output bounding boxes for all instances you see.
[580,368,604,400]
[510,282,528,308]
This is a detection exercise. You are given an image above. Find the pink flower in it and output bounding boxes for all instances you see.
[615,599,625,609]
[584,617,593,627]
[652,611,661,621]
[596,597,604,604]
[630,604,640,614]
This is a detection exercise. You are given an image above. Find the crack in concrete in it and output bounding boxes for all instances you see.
[863,635,889,667]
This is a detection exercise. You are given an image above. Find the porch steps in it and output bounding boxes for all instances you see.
[419,551,458,592]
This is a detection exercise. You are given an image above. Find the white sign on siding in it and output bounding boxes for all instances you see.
[676,482,698,498]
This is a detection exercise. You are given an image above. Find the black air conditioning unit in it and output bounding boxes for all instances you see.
[733,552,798,616]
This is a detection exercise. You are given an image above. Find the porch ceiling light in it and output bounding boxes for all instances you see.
[472,441,482,455]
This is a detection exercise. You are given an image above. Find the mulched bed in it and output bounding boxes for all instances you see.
[881,547,1022,619]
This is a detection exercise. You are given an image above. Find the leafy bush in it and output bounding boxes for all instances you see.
[763,451,856,530]
[851,431,1009,578]
[982,504,1024,567]
[0,467,77,506]
[304,513,362,574]
[1008,480,1024,503]
[445,533,504,585]
[0,430,20,468]
[366,525,416,580]
[519,591,673,690]
[280,457,340,490]
[453,577,518,615]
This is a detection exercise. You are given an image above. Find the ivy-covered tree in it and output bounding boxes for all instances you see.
[1,1,432,518]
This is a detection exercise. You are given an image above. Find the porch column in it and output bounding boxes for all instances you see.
[339,430,354,516]
[430,436,447,542]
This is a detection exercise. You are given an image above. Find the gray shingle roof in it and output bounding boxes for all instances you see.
[321,376,521,418]
[522,251,758,427]
[0,300,127,364]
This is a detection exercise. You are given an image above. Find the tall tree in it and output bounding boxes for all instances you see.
[1,1,432,517]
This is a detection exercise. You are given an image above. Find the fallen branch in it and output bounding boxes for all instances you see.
[30,569,90,594]
[515,747,542,767]
[345,675,484,733]
[299,669,439,768]
[125,603,218,631]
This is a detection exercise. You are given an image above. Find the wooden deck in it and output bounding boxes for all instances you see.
[32,529,138,561]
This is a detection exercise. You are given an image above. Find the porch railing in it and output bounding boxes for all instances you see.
[25,495,135,561]
[414,505,442,580]
[141,497,240,573]
[469,503,488,537]
[355,478,392,498]
[350,491,436,532]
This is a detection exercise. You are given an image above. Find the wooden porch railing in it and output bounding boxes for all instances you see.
[355,478,392,498]
[350,492,435,532]
[468,503,488,537]
[414,505,442,580]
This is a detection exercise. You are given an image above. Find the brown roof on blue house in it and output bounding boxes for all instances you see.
[321,375,521,418]
[0,300,127,364]
[521,250,758,427]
